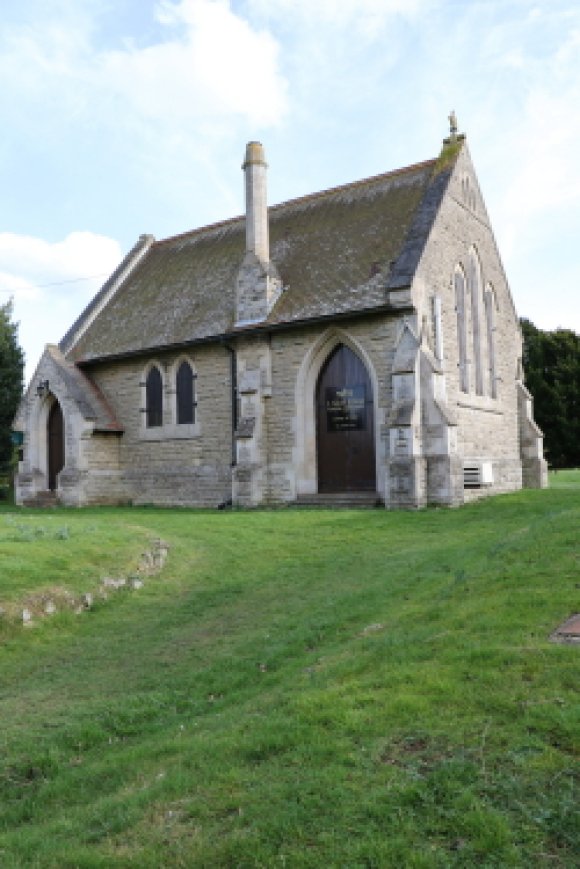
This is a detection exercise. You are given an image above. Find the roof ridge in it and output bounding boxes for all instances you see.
[153,155,438,249]
[153,214,244,247]
[270,156,438,213]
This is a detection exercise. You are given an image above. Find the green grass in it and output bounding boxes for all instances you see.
[549,467,580,489]
[0,475,578,867]
[0,511,153,607]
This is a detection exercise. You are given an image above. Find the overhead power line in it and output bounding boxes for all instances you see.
[0,272,109,294]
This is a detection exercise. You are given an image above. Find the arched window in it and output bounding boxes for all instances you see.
[468,248,484,395]
[485,285,497,398]
[455,267,469,393]
[432,295,443,361]
[146,366,163,427]
[461,173,477,213]
[176,360,196,425]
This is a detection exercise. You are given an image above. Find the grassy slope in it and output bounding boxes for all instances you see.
[0,511,152,604]
[0,476,578,868]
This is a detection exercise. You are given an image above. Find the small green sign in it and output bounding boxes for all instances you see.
[11,431,24,446]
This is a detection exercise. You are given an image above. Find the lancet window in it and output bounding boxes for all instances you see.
[485,285,497,398]
[176,360,196,425]
[468,248,484,395]
[145,365,163,428]
[455,266,469,393]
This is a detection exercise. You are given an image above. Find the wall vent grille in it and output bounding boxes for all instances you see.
[464,462,493,488]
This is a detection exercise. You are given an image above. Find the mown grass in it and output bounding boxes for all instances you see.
[0,475,578,867]
[0,511,153,607]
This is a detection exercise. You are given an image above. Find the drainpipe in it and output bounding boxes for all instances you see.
[222,341,238,467]
[216,340,238,510]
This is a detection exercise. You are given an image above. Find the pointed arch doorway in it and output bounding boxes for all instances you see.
[47,400,65,491]
[316,344,376,492]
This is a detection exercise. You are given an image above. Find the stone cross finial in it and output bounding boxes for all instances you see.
[449,110,458,138]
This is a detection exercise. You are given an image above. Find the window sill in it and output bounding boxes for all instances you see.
[457,396,502,415]
[139,423,201,441]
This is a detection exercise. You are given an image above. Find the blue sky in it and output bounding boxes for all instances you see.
[1,0,579,381]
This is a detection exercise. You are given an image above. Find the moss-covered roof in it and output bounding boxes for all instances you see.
[46,345,123,431]
[68,151,456,363]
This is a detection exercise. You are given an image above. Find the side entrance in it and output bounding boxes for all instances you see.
[47,400,65,491]
[316,344,376,492]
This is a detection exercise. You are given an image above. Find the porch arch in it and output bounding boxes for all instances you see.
[26,392,64,492]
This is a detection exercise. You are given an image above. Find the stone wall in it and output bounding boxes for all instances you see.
[233,316,400,506]
[83,432,127,505]
[86,344,234,506]
[412,143,535,499]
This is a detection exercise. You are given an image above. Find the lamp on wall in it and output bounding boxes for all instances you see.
[36,379,50,398]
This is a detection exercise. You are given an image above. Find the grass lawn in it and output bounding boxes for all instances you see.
[0,474,578,867]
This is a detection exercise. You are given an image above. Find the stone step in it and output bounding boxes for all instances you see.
[22,491,59,508]
[295,492,382,508]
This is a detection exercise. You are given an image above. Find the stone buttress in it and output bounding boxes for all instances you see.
[386,320,461,508]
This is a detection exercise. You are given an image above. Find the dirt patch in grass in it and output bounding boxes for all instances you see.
[551,613,580,644]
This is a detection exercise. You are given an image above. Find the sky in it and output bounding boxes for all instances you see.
[1,0,579,383]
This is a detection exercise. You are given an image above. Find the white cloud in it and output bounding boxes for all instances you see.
[0,232,122,381]
[505,28,580,217]
[504,94,580,219]
[243,0,430,90]
[0,1,290,376]
[247,0,427,31]
[0,232,120,285]
[101,0,287,127]
[0,0,287,132]
[0,0,289,242]
[475,16,580,272]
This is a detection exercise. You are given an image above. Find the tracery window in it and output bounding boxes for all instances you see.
[461,173,477,213]
[145,365,163,428]
[432,295,443,361]
[468,248,484,395]
[485,285,497,398]
[455,266,469,392]
[176,360,196,425]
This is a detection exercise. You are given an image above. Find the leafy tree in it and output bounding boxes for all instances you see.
[0,300,24,474]
[521,318,580,469]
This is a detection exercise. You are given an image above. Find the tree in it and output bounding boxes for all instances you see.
[521,318,580,469]
[0,300,24,474]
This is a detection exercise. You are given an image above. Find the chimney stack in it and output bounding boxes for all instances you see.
[243,141,269,263]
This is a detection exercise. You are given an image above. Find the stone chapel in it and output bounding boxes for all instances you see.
[13,123,547,508]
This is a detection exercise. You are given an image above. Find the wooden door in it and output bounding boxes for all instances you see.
[47,401,65,491]
[316,344,375,492]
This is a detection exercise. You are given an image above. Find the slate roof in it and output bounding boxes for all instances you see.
[67,144,460,364]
